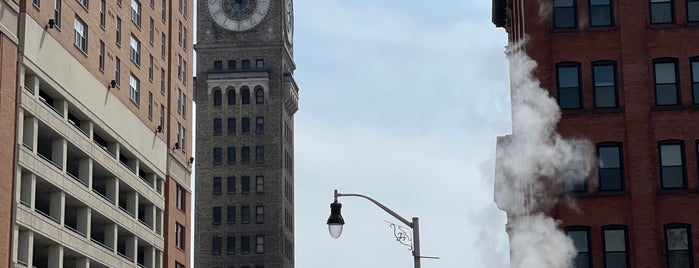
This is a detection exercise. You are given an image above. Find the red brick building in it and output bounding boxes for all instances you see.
[494,0,699,267]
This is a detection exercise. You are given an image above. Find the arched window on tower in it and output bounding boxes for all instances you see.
[213,89,222,106]
[227,87,236,105]
[255,87,264,104]
[241,87,250,104]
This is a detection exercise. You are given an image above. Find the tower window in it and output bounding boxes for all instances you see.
[228,118,236,134]
[242,59,251,69]
[255,117,264,134]
[651,0,674,24]
[131,0,142,27]
[242,117,250,133]
[227,176,236,194]
[213,177,221,195]
[689,0,699,21]
[213,89,222,106]
[227,206,235,224]
[659,140,686,189]
[227,147,236,165]
[256,59,264,68]
[256,146,265,163]
[227,88,236,105]
[691,58,699,104]
[256,176,264,193]
[129,74,140,105]
[241,206,250,224]
[241,236,251,254]
[228,60,236,70]
[214,60,223,70]
[553,0,577,28]
[255,88,264,104]
[589,0,613,26]
[74,17,88,52]
[255,206,264,223]
[566,227,591,268]
[242,176,250,193]
[556,62,582,109]
[665,223,693,268]
[603,226,628,268]
[227,235,236,254]
[212,236,222,255]
[213,118,222,136]
[213,147,222,165]
[256,236,265,253]
[598,143,623,191]
[241,87,250,104]
[653,59,679,106]
[242,146,250,163]
[213,207,221,225]
[592,61,618,108]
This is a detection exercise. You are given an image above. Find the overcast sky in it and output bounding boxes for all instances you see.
[291,0,513,267]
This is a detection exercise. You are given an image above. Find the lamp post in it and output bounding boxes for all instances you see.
[327,189,438,268]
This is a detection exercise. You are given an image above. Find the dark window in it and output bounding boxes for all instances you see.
[214,60,222,70]
[241,236,251,254]
[554,0,577,28]
[241,206,250,224]
[691,58,699,104]
[227,235,236,254]
[557,63,582,109]
[213,207,221,225]
[651,0,674,24]
[654,59,680,105]
[213,147,222,165]
[176,185,186,211]
[590,0,613,26]
[603,225,629,268]
[255,59,264,68]
[242,176,250,193]
[213,177,222,195]
[660,140,686,189]
[598,143,623,191]
[242,117,250,133]
[241,88,250,104]
[255,117,264,133]
[227,147,236,165]
[256,176,264,193]
[592,61,618,108]
[566,227,591,268]
[176,222,185,249]
[227,89,236,105]
[175,262,184,268]
[212,236,222,255]
[256,146,265,163]
[242,147,250,164]
[213,89,222,106]
[255,88,264,104]
[213,118,222,136]
[228,60,236,70]
[227,176,235,194]
[227,206,235,224]
[242,60,251,69]
[689,0,699,21]
[665,223,693,268]
[255,206,264,223]
[228,118,236,134]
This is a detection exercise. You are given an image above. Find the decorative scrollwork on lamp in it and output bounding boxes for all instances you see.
[385,220,413,251]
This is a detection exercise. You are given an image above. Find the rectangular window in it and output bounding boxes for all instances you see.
[692,58,699,104]
[160,68,166,94]
[161,33,166,58]
[213,118,222,136]
[256,176,264,193]
[654,59,679,105]
[212,236,222,255]
[228,60,236,70]
[256,236,264,253]
[228,118,236,134]
[213,147,222,165]
[242,147,250,164]
[242,59,251,69]
[256,146,265,163]
[183,0,187,17]
[177,55,182,80]
[181,128,185,152]
[131,0,142,26]
[176,184,186,211]
[175,262,184,268]
[33,0,40,7]
[227,206,236,224]
[593,62,617,108]
[241,236,250,254]
[183,60,187,85]
[149,18,154,44]
[255,117,264,133]
[74,18,87,52]
[129,74,140,105]
[159,104,165,129]
[227,147,236,165]
[161,0,166,21]
[598,143,623,191]
[176,123,181,148]
[255,206,264,223]
[651,0,674,24]
[213,207,221,225]
[213,177,222,195]
[689,0,699,21]
[178,21,182,46]
[242,176,250,193]
[115,58,121,86]
[184,27,188,49]
[148,92,153,119]
[660,140,685,189]
[554,0,576,28]
[177,89,182,114]
[566,228,591,268]
[98,40,105,71]
[589,0,612,26]
[130,36,141,65]
[116,17,122,45]
[175,223,185,250]
[665,224,692,268]
[99,0,106,28]
[77,0,88,8]
[149,55,154,81]
[214,60,223,70]
[557,63,581,109]
[227,235,236,254]
[54,0,62,28]
[241,206,250,224]
[242,117,250,133]
[603,227,628,268]
[256,59,264,68]
[227,177,236,194]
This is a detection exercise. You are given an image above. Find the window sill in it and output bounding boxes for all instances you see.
[651,105,685,111]
[552,27,580,33]
[657,188,693,195]
[648,23,681,30]
[588,25,618,31]
[561,107,624,115]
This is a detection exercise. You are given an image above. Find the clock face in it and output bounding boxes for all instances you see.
[208,0,270,32]
[285,0,294,43]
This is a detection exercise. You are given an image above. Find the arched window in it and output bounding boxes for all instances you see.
[241,87,250,105]
[227,87,236,105]
[255,87,264,104]
[213,89,222,106]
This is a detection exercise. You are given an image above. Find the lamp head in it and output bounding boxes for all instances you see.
[326,201,345,239]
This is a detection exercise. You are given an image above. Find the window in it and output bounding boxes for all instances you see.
[241,206,250,224]
[598,143,623,191]
[255,59,264,68]
[603,226,628,268]
[181,128,185,152]
[665,223,693,268]
[176,122,181,147]
[212,236,222,255]
[242,147,250,164]
[213,118,222,136]
[160,68,165,94]
[131,0,142,26]
[99,0,106,28]
[242,117,250,133]
[149,18,154,44]
[589,0,613,26]
[256,176,264,193]
[213,147,222,165]
[182,60,187,84]
[117,0,121,6]
[242,176,250,193]
[149,55,154,81]
[241,236,250,254]
[213,207,221,225]
[228,60,236,70]
[241,88,250,104]
[255,206,264,223]
[178,21,183,46]
[130,36,141,65]
[177,55,182,80]
[213,89,222,106]
[98,40,105,71]
[213,177,222,195]
[256,236,264,253]
[175,262,184,268]
[557,63,581,109]
[129,74,140,105]
[227,176,235,194]
[116,17,122,45]
[77,0,88,8]
[256,146,265,163]
[689,0,699,21]
[255,88,264,104]
[692,58,699,104]
[54,0,62,28]
[74,18,87,52]
[33,0,39,7]
[660,140,686,189]
[115,58,121,86]
[227,147,236,165]
[228,118,236,134]
[214,60,223,70]
[241,59,251,69]
[227,206,235,224]
[654,59,679,105]
[592,61,617,108]
[566,227,591,268]
[255,117,264,134]
[148,92,153,119]
[176,223,185,250]
[553,0,576,28]
[176,185,186,211]
[159,104,165,130]
[651,0,674,24]
[227,235,236,254]
[161,0,166,21]
[161,33,166,58]
[183,27,188,49]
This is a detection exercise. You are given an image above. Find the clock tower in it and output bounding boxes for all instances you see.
[194,0,298,267]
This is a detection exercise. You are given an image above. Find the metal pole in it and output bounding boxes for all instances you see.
[412,217,421,268]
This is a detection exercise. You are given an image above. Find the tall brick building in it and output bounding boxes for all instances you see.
[194,0,298,268]
[494,0,699,267]
[6,0,193,267]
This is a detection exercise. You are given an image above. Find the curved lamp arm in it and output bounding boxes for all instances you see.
[334,189,413,228]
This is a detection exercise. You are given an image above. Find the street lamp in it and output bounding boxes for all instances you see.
[326,189,438,268]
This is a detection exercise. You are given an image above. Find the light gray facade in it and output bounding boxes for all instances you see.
[194,0,298,267]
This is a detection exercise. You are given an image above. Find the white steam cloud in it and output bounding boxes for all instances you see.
[494,42,593,268]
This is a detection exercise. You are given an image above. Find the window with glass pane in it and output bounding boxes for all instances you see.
[213,207,221,225]
[213,118,222,136]
[256,88,264,104]
[213,147,222,165]
[593,62,617,108]
[228,118,236,134]
[227,236,235,254]
[241,88,250,104]
[227,176,235,194]
[242,147,250,163]
[213,89,222,106]
[228,88,236,105]
[590,0,613,26]
[598,143,623,191]
[241,206,250,224]
[241,236,250,253]
[689,0,699,21]
[692,59,699,104]
[256,236,264,253]
[256,117,264,133]
[654,60,679,105]
[227,147,235,164]
[603,227,628,268]
[212,236,221,255]
[129,74,140,104]
[213,177,221,195]
[557,64,582,109]
[660,141,685,189]
[566,228,591,268]
[651,0,674,23]
[242,176,250,193]
[256,146,265,163]
[131,0,141,26]
[74,18,87,52]
[228,60,236,70]
[256,176,264,193]
[242,117,250,133]
[554,0,577,28]
[227,206,235,223]
[214,60,222,70]
[665,224,692,268]
[130,36,141,65]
